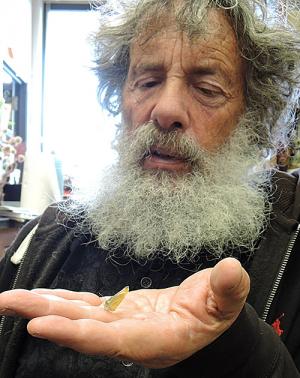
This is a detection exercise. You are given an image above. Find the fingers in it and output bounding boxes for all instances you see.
[32,288,103,306]
[26,314,180,367]
[209,257,250,319]
[27,315,141,357]
[0,289,114,322]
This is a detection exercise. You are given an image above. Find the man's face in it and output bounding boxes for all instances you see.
[122,10,245,174]
[83,10,269,262]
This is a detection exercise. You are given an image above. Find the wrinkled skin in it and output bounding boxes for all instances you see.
[0,11,250,370]
[0,258,249,368]
[122,10,245,173]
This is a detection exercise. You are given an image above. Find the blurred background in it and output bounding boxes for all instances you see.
[0,0,118,215]
[0,0,299,224]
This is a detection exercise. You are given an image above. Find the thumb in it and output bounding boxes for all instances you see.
[209,257,250,319]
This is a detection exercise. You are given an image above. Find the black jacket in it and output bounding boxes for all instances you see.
[1,170,300,377]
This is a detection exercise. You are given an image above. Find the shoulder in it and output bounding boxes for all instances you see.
[270,169,300,219]
[36,200,86,235]
[4,201,83,262]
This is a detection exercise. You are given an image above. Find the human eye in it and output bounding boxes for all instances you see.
[198,87,220,97]
[134,75,162,90]
[195,83,223,97]
[193,82,227,106]
[140,80,160,88]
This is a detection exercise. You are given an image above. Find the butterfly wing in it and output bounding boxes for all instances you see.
[104,286,130,311]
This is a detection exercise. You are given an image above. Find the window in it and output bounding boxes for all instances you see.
[2,62,27,142]
[43,4,117,182]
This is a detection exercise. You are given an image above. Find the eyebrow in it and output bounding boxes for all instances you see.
[188,66,234,87]
[131,63,165,77]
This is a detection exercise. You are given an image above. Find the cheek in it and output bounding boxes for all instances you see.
[121,104,131,127]
[121,94,135,128]
[188,107,241,150]
[122,94,151,129]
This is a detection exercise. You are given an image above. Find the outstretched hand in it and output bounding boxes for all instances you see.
[0,257,250,368]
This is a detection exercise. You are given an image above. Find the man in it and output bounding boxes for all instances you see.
[0,0,300,376]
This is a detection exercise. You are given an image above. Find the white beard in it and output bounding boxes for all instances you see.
[76,119,271,263]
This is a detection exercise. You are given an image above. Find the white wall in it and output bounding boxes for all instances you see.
[0,0,33,146]
[0,0,32,82]
[27,0,43,152]
[0,0,46,153]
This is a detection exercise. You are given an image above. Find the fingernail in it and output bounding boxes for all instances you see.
[29,331,46,339]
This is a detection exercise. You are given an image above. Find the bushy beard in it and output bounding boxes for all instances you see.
[77,118,271,263]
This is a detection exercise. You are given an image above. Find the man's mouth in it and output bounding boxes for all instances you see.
[142,146,190,172]
[148,146,183,159]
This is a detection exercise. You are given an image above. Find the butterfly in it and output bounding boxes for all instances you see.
[104,286,130,311]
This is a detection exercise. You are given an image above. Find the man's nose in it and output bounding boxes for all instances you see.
[150,81,189,131]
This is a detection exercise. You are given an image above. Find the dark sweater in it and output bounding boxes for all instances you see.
[1,170,300,377]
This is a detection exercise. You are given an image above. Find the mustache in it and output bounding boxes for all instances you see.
[120,121,206,166]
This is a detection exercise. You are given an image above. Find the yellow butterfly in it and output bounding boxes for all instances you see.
[104,286,130,311]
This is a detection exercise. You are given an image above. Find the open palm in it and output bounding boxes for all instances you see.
[0,258,249,368]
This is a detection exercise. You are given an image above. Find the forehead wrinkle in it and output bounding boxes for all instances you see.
[188,35,243,78]
[129,33,182,77]
[128,12,244,92]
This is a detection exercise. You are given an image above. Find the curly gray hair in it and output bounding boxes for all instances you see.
[92,0,300,148]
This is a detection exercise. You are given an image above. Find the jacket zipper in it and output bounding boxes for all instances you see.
[0,232,34,337]
[261,223,300,322]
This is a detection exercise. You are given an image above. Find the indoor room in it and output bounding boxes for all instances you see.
[1,1,300,376]
[0,0,118,255]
